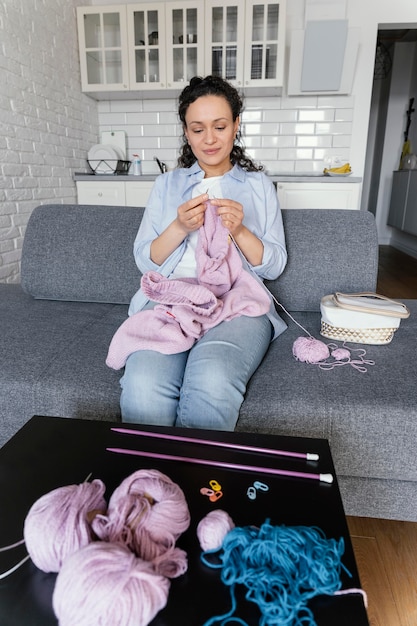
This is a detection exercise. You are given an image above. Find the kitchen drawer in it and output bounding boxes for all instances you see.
[276,182,361,210]
[125,181,154,207]
[76,181,126,206]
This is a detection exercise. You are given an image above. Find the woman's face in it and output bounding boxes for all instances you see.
[184,94,240,177]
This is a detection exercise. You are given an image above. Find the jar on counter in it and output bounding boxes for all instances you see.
[131,155,142,176]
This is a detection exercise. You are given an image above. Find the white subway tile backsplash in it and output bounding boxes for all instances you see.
[263,109,298,123]
[281,96,318,109]
[298,109,335,122]
[95,93,355,177]
[297,135,332,148]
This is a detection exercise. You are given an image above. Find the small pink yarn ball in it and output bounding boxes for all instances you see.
[331,348,351,360]
[92,469,190,562]
[23,479,106,573]
[292,337,330,364]
[52,542,170,626]
[197,510,235,551]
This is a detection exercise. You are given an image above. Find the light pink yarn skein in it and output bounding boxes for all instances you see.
[197,510,235,551]
[292,336,330,364]
[92,469,191,563]
[23,479,106,573]
[53,542,170,626]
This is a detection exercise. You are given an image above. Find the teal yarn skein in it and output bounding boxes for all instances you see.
[201,520,350,626]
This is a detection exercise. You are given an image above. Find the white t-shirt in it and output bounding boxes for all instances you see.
[171,176,223,279]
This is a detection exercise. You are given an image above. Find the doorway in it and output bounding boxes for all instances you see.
[362,27,417,258]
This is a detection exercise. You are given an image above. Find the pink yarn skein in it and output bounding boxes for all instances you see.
[52,542,170,626]
[92,469,191,564]
[23,479,106,573]
[292,336,330,364]
[197,510,235,551]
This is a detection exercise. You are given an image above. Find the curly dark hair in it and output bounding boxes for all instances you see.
[177,75,263,172]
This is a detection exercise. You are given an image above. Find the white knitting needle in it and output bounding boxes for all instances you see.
[107,447,332,483]
[111,428,319,462]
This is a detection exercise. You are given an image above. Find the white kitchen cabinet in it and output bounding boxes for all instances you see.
[125,181,154,206]
[205,0,285,90]
[276,182,361,210]
[76,181,126,205]
[76,180,154,207]
[243,0,286,89]
[205,1,245,87]
[126,3,166,90]
[165,3,205,88]
[77,6,130,93]
[77,1,286,97]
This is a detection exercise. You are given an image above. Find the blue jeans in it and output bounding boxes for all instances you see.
[120,314,273,431]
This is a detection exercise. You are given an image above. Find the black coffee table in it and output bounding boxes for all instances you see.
[0,416,369,625]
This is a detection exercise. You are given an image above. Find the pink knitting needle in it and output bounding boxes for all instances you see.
[110,427,319,462]
[106,447,333,483]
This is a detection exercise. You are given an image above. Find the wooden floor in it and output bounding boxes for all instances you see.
[347,245,417,626]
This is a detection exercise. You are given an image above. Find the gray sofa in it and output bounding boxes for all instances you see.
[1,204,416,522]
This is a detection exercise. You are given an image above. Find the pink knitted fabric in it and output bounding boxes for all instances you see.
[106,201,271,369]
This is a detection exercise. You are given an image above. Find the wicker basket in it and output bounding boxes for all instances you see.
[320,321,396,345]
[320,292,409,345]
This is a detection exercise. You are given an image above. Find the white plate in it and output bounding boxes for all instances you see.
[326,171,352,177]
[88,144,121,173]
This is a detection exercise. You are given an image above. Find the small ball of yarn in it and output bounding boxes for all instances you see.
[293,336,330,364]
[197,510,235,551]
[92,469,190,562]
[331,348,351,360]
[52,542,170,626]
[24,479,106,573]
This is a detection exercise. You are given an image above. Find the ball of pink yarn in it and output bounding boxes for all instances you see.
[92,469,190,563]
[197,510,235,551]
[52,542,170,626]
[23,479,106,573]
[331,347,351,360]
[292,336,330,364]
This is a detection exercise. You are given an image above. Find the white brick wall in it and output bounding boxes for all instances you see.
[97,93,354,176]
[0,0,99,283]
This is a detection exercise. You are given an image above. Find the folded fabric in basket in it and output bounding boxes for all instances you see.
[320,292,410,345]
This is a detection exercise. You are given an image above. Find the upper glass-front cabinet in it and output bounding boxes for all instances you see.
[127,3,166,90]
[77,1,286,96]
[205,2,245,86]
[77,6,130,92]
[165,3,205,88]
[244,0,286,87]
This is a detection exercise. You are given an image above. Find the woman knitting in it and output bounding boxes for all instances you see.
[111,75,287,430]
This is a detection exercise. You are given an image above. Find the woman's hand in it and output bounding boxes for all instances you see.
[176,193,209,234]
[210,198,244,237]
[210,197,264,267]
[149,193,208,265]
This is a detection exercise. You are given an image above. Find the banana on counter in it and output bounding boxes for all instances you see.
[323,162,352,175]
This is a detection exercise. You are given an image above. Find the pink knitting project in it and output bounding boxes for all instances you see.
[106,202,271,369]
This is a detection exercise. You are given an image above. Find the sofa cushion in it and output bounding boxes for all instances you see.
[238,301,417,487]
[0,284,124,446]
[267,209,379,311]
[21,204,144,304]
[21,205,378,312]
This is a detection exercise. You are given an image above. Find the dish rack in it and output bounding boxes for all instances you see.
[87,159,131,175]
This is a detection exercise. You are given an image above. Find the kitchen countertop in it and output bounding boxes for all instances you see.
[74,173,362,183]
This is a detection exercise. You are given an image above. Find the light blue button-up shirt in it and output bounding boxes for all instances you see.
[129,162,288,339]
